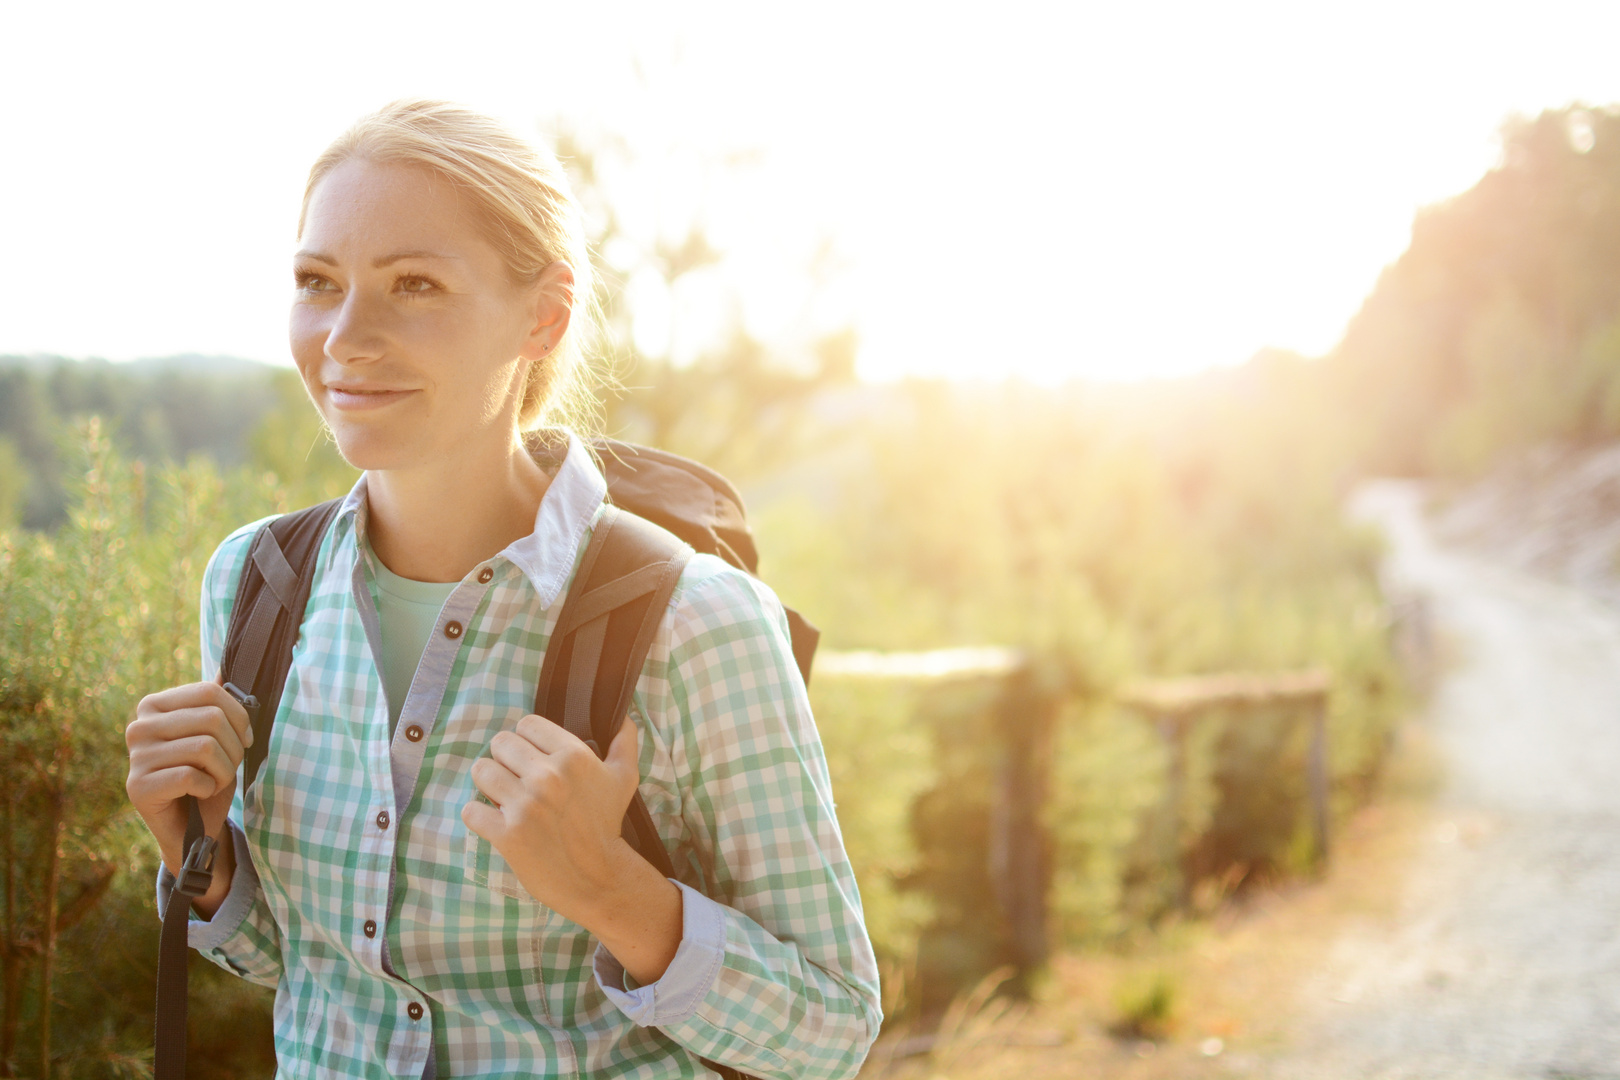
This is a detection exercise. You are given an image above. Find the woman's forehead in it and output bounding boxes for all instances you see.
[299,158,483,257]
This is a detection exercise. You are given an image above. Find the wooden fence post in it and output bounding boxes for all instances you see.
[1120,669,1333,907]
[815,647,1051,985]
[988,662,1055,975]
[1307,693,1330,866]
[1152,710,1191,910]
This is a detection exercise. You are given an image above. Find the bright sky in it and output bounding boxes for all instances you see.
[5,1,1620,382]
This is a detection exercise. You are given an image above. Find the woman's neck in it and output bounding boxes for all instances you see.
[363,434,551,583]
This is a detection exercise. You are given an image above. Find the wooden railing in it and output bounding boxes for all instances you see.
[817,647,1046,973]
[815,647,1025,680]
[1118,669,1332,907]
[815,650,1332,974]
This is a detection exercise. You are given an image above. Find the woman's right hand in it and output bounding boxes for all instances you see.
[125,679,250,916]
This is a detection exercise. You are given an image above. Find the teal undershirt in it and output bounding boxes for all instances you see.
[368,551,458,737]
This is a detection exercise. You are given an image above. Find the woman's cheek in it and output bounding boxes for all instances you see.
[288,309,327,381]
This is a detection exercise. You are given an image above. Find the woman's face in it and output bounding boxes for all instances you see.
[290,157,563,473]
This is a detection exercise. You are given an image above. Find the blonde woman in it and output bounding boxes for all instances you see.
[124,100,879,1079]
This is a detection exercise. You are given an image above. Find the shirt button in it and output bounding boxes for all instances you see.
[405,724,424,743]
[444,620,463,639]
[477,567,493,584]
[375,810,390,831]
[363,919,377,939]
[407,1002,424,1021]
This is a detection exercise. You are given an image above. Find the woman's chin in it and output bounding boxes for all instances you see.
[326,429,419,474]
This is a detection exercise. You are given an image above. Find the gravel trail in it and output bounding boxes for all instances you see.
[1272,482,1620,1079]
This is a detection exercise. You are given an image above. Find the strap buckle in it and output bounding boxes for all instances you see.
[175,834,218,899]
[222,681,260,721]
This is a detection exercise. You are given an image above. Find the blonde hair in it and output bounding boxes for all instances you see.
[299,100,600,433]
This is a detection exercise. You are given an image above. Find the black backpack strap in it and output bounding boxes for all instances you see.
[221,499,345,792]
[154,794,214,1079]
[534,506,691,876]
[535,505,754,1080]
[154,498,341,1080]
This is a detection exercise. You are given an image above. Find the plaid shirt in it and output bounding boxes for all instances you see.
[157,436,880,1079]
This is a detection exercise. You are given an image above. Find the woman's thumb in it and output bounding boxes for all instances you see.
[606,719,641,789]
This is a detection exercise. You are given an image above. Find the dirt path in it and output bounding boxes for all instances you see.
[1273,482,1620,1079]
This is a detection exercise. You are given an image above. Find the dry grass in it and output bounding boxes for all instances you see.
[861,722,1444,1080]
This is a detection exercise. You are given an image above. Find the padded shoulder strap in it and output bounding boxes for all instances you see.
[534,506,691,876]
[219,498,344,793]
[533,510,755,1080]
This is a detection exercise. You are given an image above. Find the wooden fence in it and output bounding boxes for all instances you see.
[1118,669,1332,908]
[817,649,1332,980]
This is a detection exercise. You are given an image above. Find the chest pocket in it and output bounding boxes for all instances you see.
[463,827,535,901]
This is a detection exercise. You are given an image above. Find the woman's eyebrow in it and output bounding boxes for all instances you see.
[291,250,460,267]
[372,250,460,267]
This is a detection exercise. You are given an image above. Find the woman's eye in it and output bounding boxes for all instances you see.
[294,271,333,293]
[397,275,438,295]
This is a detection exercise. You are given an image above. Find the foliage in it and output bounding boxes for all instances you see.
[1109,968,1178,1041]
[758,372,1404,1009]
[802,679,935,1000]
[0,407,357,1077]
[0,422,267,1077]
[1328,105,1620,477]
[0,357,283,532]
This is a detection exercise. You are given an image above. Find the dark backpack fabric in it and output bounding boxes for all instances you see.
[156,443,811,1080]
[589,437,818,681]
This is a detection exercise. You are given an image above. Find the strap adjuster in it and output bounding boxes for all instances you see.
[222,681,260,720]
[175,835,218,898]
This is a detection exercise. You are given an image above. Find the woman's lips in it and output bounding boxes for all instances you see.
[326,385,416,411]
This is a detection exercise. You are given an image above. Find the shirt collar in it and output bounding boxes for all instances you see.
[335,432,608,611]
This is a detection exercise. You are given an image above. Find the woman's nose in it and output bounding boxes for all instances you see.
[323,289,389,364]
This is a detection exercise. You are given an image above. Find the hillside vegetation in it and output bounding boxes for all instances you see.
[1329,105,1620,477]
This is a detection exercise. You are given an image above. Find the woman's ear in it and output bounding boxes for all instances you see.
[521,261,575,361]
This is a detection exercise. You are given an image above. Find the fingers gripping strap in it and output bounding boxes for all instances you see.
[534,507,692,876]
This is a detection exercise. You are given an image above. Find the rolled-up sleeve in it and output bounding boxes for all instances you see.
[155,817,285,987]
[605,561,881,1080]
[593,880,726,1024]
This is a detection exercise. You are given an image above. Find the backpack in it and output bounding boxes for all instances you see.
[155,439,817,1080]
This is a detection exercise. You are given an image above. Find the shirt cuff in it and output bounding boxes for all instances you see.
[155,820,260,951]
[593,880,725,1027]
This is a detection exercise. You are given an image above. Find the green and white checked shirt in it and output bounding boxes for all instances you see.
[156,436,881,1079]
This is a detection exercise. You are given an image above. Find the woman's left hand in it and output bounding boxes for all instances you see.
[462,716,683,982]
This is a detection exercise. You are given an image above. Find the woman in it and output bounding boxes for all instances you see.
[124,100,880,1079]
